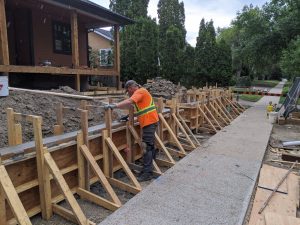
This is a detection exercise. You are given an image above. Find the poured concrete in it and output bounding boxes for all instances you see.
[99,82,284,225]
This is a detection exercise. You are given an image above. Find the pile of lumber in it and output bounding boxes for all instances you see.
[248,164,300,225]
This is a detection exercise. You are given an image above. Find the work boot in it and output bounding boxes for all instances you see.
[137,172,153,182]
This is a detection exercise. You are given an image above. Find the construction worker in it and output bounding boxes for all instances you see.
[105,80,159,181]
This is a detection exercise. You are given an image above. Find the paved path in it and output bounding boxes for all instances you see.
[99,82,284,225]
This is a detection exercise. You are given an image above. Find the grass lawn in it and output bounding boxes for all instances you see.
[239,94,262,102]
[251,80,280,87]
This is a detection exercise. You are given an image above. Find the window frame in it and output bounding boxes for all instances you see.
[52,20,72,55]
[99,48,113,67]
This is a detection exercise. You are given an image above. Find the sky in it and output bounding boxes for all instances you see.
[91,0,267,46]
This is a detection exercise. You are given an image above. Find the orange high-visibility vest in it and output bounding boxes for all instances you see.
[130,88,159,128]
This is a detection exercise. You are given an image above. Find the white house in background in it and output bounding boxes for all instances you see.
[88,28,114,67]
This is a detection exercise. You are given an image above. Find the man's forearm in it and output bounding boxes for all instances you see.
[116,98,134,109]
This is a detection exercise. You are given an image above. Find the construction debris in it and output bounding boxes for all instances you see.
[143,77,187,99]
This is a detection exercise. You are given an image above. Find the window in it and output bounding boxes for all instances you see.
[52,21,71,54]
[99,48,113,66]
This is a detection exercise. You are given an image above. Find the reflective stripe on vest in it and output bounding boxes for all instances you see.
[134,98,157,117]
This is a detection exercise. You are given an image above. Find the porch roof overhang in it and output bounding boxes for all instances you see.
[42,0,134,27]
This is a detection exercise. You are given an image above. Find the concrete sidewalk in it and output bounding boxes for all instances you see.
[99,82,284,225]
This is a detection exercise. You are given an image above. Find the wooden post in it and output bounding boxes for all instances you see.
[0,0,9,66]
[7,108,16,146]
[33,116,52,220]
[54,103,64,135]
[0,156,6,225]
[71,10,80,91]
[156,98,164,141]
[114,25,120,89]
[126,106,135,163]
[102,129,112,178]
[77,132,86,189]
[80,110,90,191]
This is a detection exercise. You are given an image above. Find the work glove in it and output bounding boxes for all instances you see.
[119,114,129,122]
[104,104,117,110]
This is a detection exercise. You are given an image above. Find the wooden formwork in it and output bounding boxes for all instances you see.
[0,99,198,224]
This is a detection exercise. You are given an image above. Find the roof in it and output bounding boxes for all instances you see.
[50,0,134,26]
[94,28,114,41]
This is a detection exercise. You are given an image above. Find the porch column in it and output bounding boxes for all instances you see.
[0,0,9,66]
[114,25,120,89]
[71,10,80,91]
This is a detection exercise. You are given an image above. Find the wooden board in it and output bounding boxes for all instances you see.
[264,213,300,225]
[248,166,298,225]
[258,165,288,193]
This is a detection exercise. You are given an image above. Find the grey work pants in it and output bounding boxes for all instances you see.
[142,123,157,173]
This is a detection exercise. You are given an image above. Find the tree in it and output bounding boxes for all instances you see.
[280,36,300,79]
[157,0,186,81]
[110,0,159,83]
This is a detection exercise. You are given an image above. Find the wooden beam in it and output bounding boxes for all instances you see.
[80,110,90,191]
[0,166,32,225]
[77,132,86,190]
[114,25,120,89]
[177,114,200,146]
[33,117,52,220]
[172,113,196,149]
[0,65,118,76]
[105,137,142,193]
[198,106,218,133]
[158,113,186,154]
[71,10,80,91]
[80,145,121,208]
[203,105,223,129]
[209,103,229,126]
[44,152,90,225]
[102,130,113,178]
[6,108,16,146]
[0,0,9,65]
[155,133,176,164]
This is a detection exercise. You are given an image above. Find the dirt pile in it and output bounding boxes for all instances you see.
[0,90,122,148]
[143,77,186,99]
[51,86,82,95]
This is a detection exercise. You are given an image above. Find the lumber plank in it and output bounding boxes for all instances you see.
[264,212,300,225]
[77,132,86,190]
[7,108,16,146]
[80,145,121,206]
[44,152,89,225]
[204,105,222,129]
[0,166,32,225]
[106,137,142,191]
[102,130,113,177]
[108,178,141,195]
[172,113,196,149]
[177,113,200,146]
[77,188,120,211]
[0,185,6,225]
[258,164,288,193]
[80,110,90,190]
[33,117,52,220]
[158,113,186,154]
[155,133,176,164]
[198,106,218,133]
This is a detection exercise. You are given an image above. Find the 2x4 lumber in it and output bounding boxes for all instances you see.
[158,113,186,154]
[7,108,16,146]
[0,0,9,65]
[0,166,32,225]
[114,25,120,89]
[77,132,86,190]
[203,105,222,129]
[198,106,218,133]
[217,98,234,120]
[214,101,231,123]
[155,133,175,164]
[14,123,22,145]
[107,178,140,195]
[33,117,52,220]
[102,130,112,177]
[105,137,142,191]
[128,163,163,177]
[172,113,196,149]
[166,147,186,158]
[80,110,90,191]
[44,152,90,225]
[0,65,118,76]
[223,98,239,116]
[80,144,121,207]
[0,185,6,225]
[209,103,229,126]
[77,188,120,211]
[71,10,80,91]
[155,159,174,168]
[177,114,200,146]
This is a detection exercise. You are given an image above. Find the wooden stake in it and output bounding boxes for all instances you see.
[198,106,218,133]
[0,166,32,225]
[172,113,196,149]
[102,130,113,178]
[7,108,16,146]
[209,103,229,126]
[77,132,86,190]
[177,114,201,146]
[158,113,186,154]
[203,105,223,129]
[44,152,90,225]
[155,133,176,164]
[214,100,231,123]
[80,110,90,191]
[33,116,52,220]
[217,98,234,120]
[14,123,22,145]
[55,103,64,135]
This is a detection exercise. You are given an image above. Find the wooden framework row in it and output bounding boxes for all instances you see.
[0,88,244,224]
